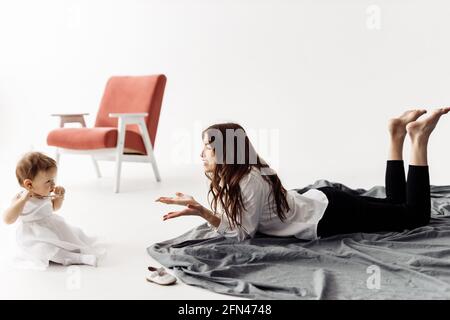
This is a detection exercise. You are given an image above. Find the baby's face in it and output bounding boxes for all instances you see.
[29,168,57,197]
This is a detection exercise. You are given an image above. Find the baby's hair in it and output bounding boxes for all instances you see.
[16,152,57,187]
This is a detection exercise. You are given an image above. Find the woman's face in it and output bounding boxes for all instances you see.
[201,136,216,173]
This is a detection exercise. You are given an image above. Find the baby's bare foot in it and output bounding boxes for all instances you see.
[406,107,450,143]
[388,109,427,139]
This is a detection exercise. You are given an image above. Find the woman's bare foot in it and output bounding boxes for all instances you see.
[388,109,427,139]
[406,107,450,143]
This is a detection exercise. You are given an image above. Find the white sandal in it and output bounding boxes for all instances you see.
[146,266,177,285]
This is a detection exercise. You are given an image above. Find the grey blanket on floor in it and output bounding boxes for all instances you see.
[147,180,450,300]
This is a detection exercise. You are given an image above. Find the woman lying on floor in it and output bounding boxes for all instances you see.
[156,108,450,241]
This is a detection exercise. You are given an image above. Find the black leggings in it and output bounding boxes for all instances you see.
[316,160,431,238]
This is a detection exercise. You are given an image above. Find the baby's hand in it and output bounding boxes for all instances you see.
[53,186,66,199]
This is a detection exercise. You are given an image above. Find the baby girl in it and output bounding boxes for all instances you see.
[2,152,104,270]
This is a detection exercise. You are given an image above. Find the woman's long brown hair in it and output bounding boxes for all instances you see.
[203,123,290,231]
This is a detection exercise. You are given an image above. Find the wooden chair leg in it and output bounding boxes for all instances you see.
[138,120,161,182]
[91,157,101,178]
[114,119,126,193]
[114,156,123,193]
[55,149,60,166]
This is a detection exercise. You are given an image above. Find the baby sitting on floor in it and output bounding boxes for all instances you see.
[2,151,105,270]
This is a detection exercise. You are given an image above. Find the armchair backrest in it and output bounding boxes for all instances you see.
[95,75,167,147]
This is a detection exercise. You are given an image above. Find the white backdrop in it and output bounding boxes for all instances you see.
[1,0,450,194]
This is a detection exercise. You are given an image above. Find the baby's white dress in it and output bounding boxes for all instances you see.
[14,194,105,270]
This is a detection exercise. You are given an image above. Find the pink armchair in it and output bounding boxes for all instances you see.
[47,75,166,192]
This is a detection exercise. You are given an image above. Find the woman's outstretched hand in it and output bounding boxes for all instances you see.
[155,192,205,221]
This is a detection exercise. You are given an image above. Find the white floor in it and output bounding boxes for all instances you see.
[0,156,244,300]
[3,150,447,299]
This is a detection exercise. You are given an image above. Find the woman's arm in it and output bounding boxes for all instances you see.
[199,207,221,228]
[156,191,260,241]
[3,191,31,225]
[157,192,220,225]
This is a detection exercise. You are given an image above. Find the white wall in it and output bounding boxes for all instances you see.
[1,0,450,194]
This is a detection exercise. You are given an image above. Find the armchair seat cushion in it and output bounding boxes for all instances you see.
[47,127,146,154]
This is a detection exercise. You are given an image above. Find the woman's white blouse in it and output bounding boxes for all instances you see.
[211,167,329,241]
